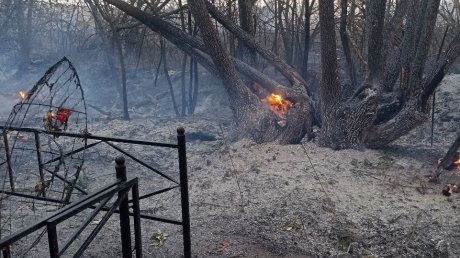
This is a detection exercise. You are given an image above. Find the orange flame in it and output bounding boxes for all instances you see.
[264,93,292,119]
[455,155,460,169]
[19,90,27,100]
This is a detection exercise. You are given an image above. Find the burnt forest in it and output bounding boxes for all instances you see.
[0,0,460,257]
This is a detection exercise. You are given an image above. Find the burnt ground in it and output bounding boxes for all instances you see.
[77,117,459,258]
[0,70,459,257]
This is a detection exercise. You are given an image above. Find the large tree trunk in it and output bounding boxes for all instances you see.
[318,0,385,149]
[103,0,312,144]
[102,0,459,149]
[188,0,312,144]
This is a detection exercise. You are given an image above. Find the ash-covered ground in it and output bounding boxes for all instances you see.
[0,67,459,257]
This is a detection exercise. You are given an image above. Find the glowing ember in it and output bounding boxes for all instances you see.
[19,90,27,100]
[264,93,292,119]
[455,155,460,169]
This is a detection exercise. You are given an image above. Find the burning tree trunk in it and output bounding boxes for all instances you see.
[103,0,313,144]
[439,134,460,170]
[101,0,460,149]
[317,0,383,149]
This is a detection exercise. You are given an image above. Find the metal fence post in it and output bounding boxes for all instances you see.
[177,127,191,258]
[47,224,59,258]
[3,132,15,192]
[34,132,46,197]
[115,156,132,258]
[131,180,142,258]
[2,246,11,258]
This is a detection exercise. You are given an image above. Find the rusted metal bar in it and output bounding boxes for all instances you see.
[47,223,59,258]
[116,156,132,258]
[0,126,178,148]
[42,167,88,195]
[73,190,128,257]
[131,181,142,258]
[134,213,182,225]
[43,141,102,165]
[106,141,179,184]
[0,181,119,249]
[177,127,191,258]
[1,246,11,258]
[57,196,112,256]
[46,181,134,225]
[33,132,46,197]
[0,190,65,204]
[128,185,179,203]
[2,133,15,192]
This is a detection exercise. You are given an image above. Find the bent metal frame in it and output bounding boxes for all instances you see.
[0,126,191,258]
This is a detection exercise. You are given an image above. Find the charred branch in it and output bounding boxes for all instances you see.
[204,0,309,92]
[101,0,278,96]
[439,134,460,170]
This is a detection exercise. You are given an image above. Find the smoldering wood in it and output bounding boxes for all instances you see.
[439,134,460,170]
[96,0,460,149]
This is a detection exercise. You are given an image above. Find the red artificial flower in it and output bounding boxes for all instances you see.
[56,107,72,124]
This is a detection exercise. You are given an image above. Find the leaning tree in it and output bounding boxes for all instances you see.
[101,0,460,149]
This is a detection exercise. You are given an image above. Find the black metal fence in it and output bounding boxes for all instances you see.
[0,126,191,257]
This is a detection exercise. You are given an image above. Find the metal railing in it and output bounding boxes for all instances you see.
[0,157,141,257]
[0,127,191,257]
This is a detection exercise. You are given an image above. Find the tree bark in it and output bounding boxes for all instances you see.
[236,0,257,66]
[317,0,341,148]
[113,30,130,120]
[189,0,311,143]
[102,0,458,150]
[318,0,385,149]
[161,38,180,117]
[439,133,460,170]
[301,0,314,80]
[339,0,357,88]
[16,0,33,74]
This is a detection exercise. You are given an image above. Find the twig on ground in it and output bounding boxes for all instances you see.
[218,124,245,211]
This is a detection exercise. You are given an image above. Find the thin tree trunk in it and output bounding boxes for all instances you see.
[237,0,257,66]
[178,0,187,116]
[301,0,313,80]
[273,0,279,55]
[161,38,180,117]
[339,0,357,88]
[188,10,199,115]
[16,0,33,74]
[113,30,130,120]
